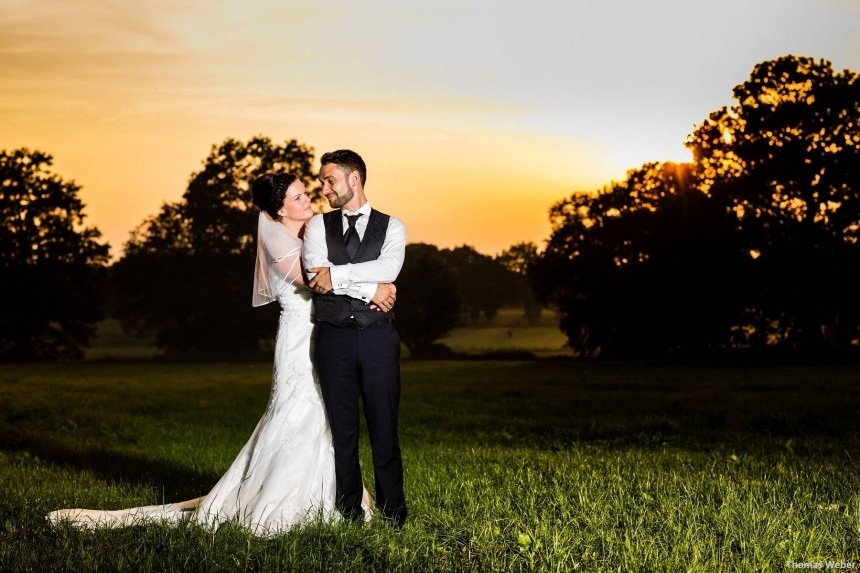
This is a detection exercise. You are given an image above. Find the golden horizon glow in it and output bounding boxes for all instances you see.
[2,0,858,258]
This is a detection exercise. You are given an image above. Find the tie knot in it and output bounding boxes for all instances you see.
[345,214,362,229]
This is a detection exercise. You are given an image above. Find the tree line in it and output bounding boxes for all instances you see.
[0,138,536,360]
[2,55,858,361]
[533,55,860,358]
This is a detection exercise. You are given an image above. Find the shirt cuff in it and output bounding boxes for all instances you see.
[329,265,349,291]
[356,283,376,303]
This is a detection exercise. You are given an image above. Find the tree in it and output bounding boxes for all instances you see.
[438,245,514,324]
[687,55,860,348]
[0,149,109,361]
[533,162,747,358]
[537,55,860,357]
[394,243,461,357]
[497,242,543,324]
[113,136,318,358]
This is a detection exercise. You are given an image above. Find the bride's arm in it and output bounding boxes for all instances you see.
[265,232,306,286]
[301,216,328,270]
[304,216,406,302]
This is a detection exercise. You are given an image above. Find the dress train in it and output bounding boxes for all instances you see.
[47,281,372,536]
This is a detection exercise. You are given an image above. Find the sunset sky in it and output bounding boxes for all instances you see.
[3,0,859,258]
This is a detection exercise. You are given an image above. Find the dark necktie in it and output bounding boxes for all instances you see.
[344,214,362,261]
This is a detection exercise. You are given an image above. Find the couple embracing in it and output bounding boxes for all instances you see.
[49,150,408,534]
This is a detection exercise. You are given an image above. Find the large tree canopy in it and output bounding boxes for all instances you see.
[0,149,109,361]
[687,55,860,348]
[113,136,318,358]
[437,245,515,324]
[534,162,746,357]
[125,136,319,258]
[394,243,461,357]
[535,55,860,357]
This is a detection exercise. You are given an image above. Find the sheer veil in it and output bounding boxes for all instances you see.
[252,211,303,307]
[46,208,377,535]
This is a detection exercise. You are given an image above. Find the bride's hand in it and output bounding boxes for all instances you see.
[306,266,332,294]
[370,283,396,312]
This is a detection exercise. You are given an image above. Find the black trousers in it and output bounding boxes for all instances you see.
[314,319,407,525]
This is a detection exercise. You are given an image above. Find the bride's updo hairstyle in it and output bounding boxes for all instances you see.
[252,172,298,220]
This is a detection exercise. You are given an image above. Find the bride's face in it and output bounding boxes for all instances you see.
[277,180,313,223]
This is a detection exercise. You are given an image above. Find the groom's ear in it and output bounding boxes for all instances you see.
[348,170,360,188]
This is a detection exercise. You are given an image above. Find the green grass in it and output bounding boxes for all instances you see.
[438,308,571,358]
[2,361,860,571]
[83,319,160,360]
[83,309,571,360]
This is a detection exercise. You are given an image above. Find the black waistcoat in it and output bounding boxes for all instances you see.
[313,208,392,327]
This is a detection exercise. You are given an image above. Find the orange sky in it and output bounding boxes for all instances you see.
[3,0,859,258]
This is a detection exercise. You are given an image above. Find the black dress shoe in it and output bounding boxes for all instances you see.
[382,509,407,529]
[340,506,366,524]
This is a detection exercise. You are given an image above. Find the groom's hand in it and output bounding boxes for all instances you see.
[306,266,333,294]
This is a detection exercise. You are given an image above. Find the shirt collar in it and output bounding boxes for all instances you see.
[342,201,372,217]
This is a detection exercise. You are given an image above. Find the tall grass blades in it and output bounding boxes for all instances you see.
[1,362,859,571]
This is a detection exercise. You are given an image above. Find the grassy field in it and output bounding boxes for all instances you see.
[442,308,570,358]
[82,319,159,361]
[83,309,570,360]
[2,361,859,571]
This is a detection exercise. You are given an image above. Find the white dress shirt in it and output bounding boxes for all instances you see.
[302,201,407,303]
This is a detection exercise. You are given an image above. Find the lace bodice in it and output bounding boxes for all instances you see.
[273,278,313,310]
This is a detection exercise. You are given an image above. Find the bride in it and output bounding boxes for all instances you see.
[48,172,373,535]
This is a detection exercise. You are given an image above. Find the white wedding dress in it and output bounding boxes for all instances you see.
[48,215,370,536]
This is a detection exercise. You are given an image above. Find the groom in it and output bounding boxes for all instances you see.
[303,149,408,527]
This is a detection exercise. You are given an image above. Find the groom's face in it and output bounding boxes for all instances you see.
[320,163,355,209]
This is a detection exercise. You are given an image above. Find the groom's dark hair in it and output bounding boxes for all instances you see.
[321,149,366,186]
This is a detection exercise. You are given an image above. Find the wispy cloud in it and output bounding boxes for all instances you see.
[3,0,859,255]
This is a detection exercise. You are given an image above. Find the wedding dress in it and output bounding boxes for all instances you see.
[48,213,370,536]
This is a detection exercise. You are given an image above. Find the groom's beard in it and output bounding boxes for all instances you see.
[328,188,354,209]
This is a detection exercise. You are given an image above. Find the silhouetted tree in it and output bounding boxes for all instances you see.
[0,149,109,361]
[537,55,860,357]
[687,55,860,348]
[394,243,460,357]
[497,242,543,324]
[533,162,747,358]
[438,245,513,324]
[113,136,318,359]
